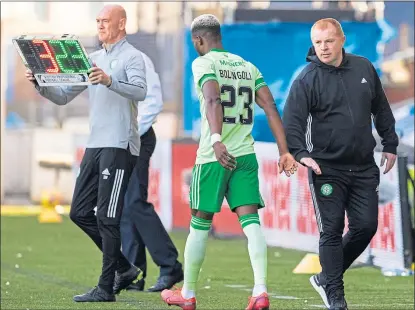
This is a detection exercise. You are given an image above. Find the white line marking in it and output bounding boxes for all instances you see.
[224,284,303,301]
[224,284,248,288]
[270,295,302,300]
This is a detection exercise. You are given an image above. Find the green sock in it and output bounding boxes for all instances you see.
[239,214,267,296]
[181,216,212,299]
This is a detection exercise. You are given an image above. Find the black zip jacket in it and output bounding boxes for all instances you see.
[282,47,399,171]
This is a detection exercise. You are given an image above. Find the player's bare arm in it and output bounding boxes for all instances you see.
[255,85,297,176]
[203,80,236,170]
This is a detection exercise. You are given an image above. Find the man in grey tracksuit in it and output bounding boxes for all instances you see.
[25,4,146,303]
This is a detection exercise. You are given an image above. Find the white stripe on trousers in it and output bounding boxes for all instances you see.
[107,169,124,218]
[306,114,313,152]
[309,183,323,233]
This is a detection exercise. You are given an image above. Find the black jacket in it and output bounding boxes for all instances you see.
[282,47,399,171]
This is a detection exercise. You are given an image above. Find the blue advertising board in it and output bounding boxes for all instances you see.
[183,21,394,142]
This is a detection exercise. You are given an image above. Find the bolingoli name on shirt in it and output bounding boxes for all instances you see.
[219,69,252,80]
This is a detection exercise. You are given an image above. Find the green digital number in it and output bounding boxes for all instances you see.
[64,40,90,73]
[49,40,74,73]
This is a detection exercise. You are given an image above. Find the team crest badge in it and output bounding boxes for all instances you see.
[321,184,333,196]
[110,59,118,70]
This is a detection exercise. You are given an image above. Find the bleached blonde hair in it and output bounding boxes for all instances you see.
[191,14,221,38]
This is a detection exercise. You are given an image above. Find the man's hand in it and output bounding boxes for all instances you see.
[278,153,298,177]
[25,69,36,83]
[380,152,396,174]
[300,157,322,175]
[88,67,111,86]
[213,142,237,171]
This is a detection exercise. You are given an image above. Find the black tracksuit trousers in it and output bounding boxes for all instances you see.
[70,147,136,294]
[121,127,181,278]
[308,164,380,299]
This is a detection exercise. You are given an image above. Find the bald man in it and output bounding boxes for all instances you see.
[283,18,398,310]
[25,5,147,302]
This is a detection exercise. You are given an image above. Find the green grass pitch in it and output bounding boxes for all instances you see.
[1,216,414,309]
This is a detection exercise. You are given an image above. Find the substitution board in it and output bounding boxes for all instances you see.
[13,34,92,86]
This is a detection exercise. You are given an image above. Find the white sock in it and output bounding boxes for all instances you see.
[243,223,267,297]
[253,284,267,297]
[181,288,196,300]
[181,218,211,299]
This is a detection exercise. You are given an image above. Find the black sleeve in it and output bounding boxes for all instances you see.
[282,78,313,163]
[370,64,399,154]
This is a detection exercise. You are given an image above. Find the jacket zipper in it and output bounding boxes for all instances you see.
[339,72,355,171]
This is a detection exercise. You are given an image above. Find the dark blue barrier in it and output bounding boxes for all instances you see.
[183,21,394,142]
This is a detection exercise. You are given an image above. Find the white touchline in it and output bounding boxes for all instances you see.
[224,284,304,301]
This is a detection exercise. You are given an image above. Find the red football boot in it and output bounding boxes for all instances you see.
[245,292,270,310]
[161,287,197,310]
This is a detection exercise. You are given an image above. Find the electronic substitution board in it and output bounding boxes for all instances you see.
[13,34,92,86]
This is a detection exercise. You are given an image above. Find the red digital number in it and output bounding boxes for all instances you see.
[32,39,60,73]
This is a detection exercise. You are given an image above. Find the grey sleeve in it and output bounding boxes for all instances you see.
[108,52,147,101]
[35,84,87,105]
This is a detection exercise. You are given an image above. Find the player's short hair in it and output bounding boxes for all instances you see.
[311,18,345,37]
[191,14,221,40]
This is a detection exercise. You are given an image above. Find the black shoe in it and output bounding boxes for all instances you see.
[113,265,141,295]
[147,270,184,292]
[73,286,115,302]
[329,290,348,310]
[310,273,329,308]
[126,278,145,291]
